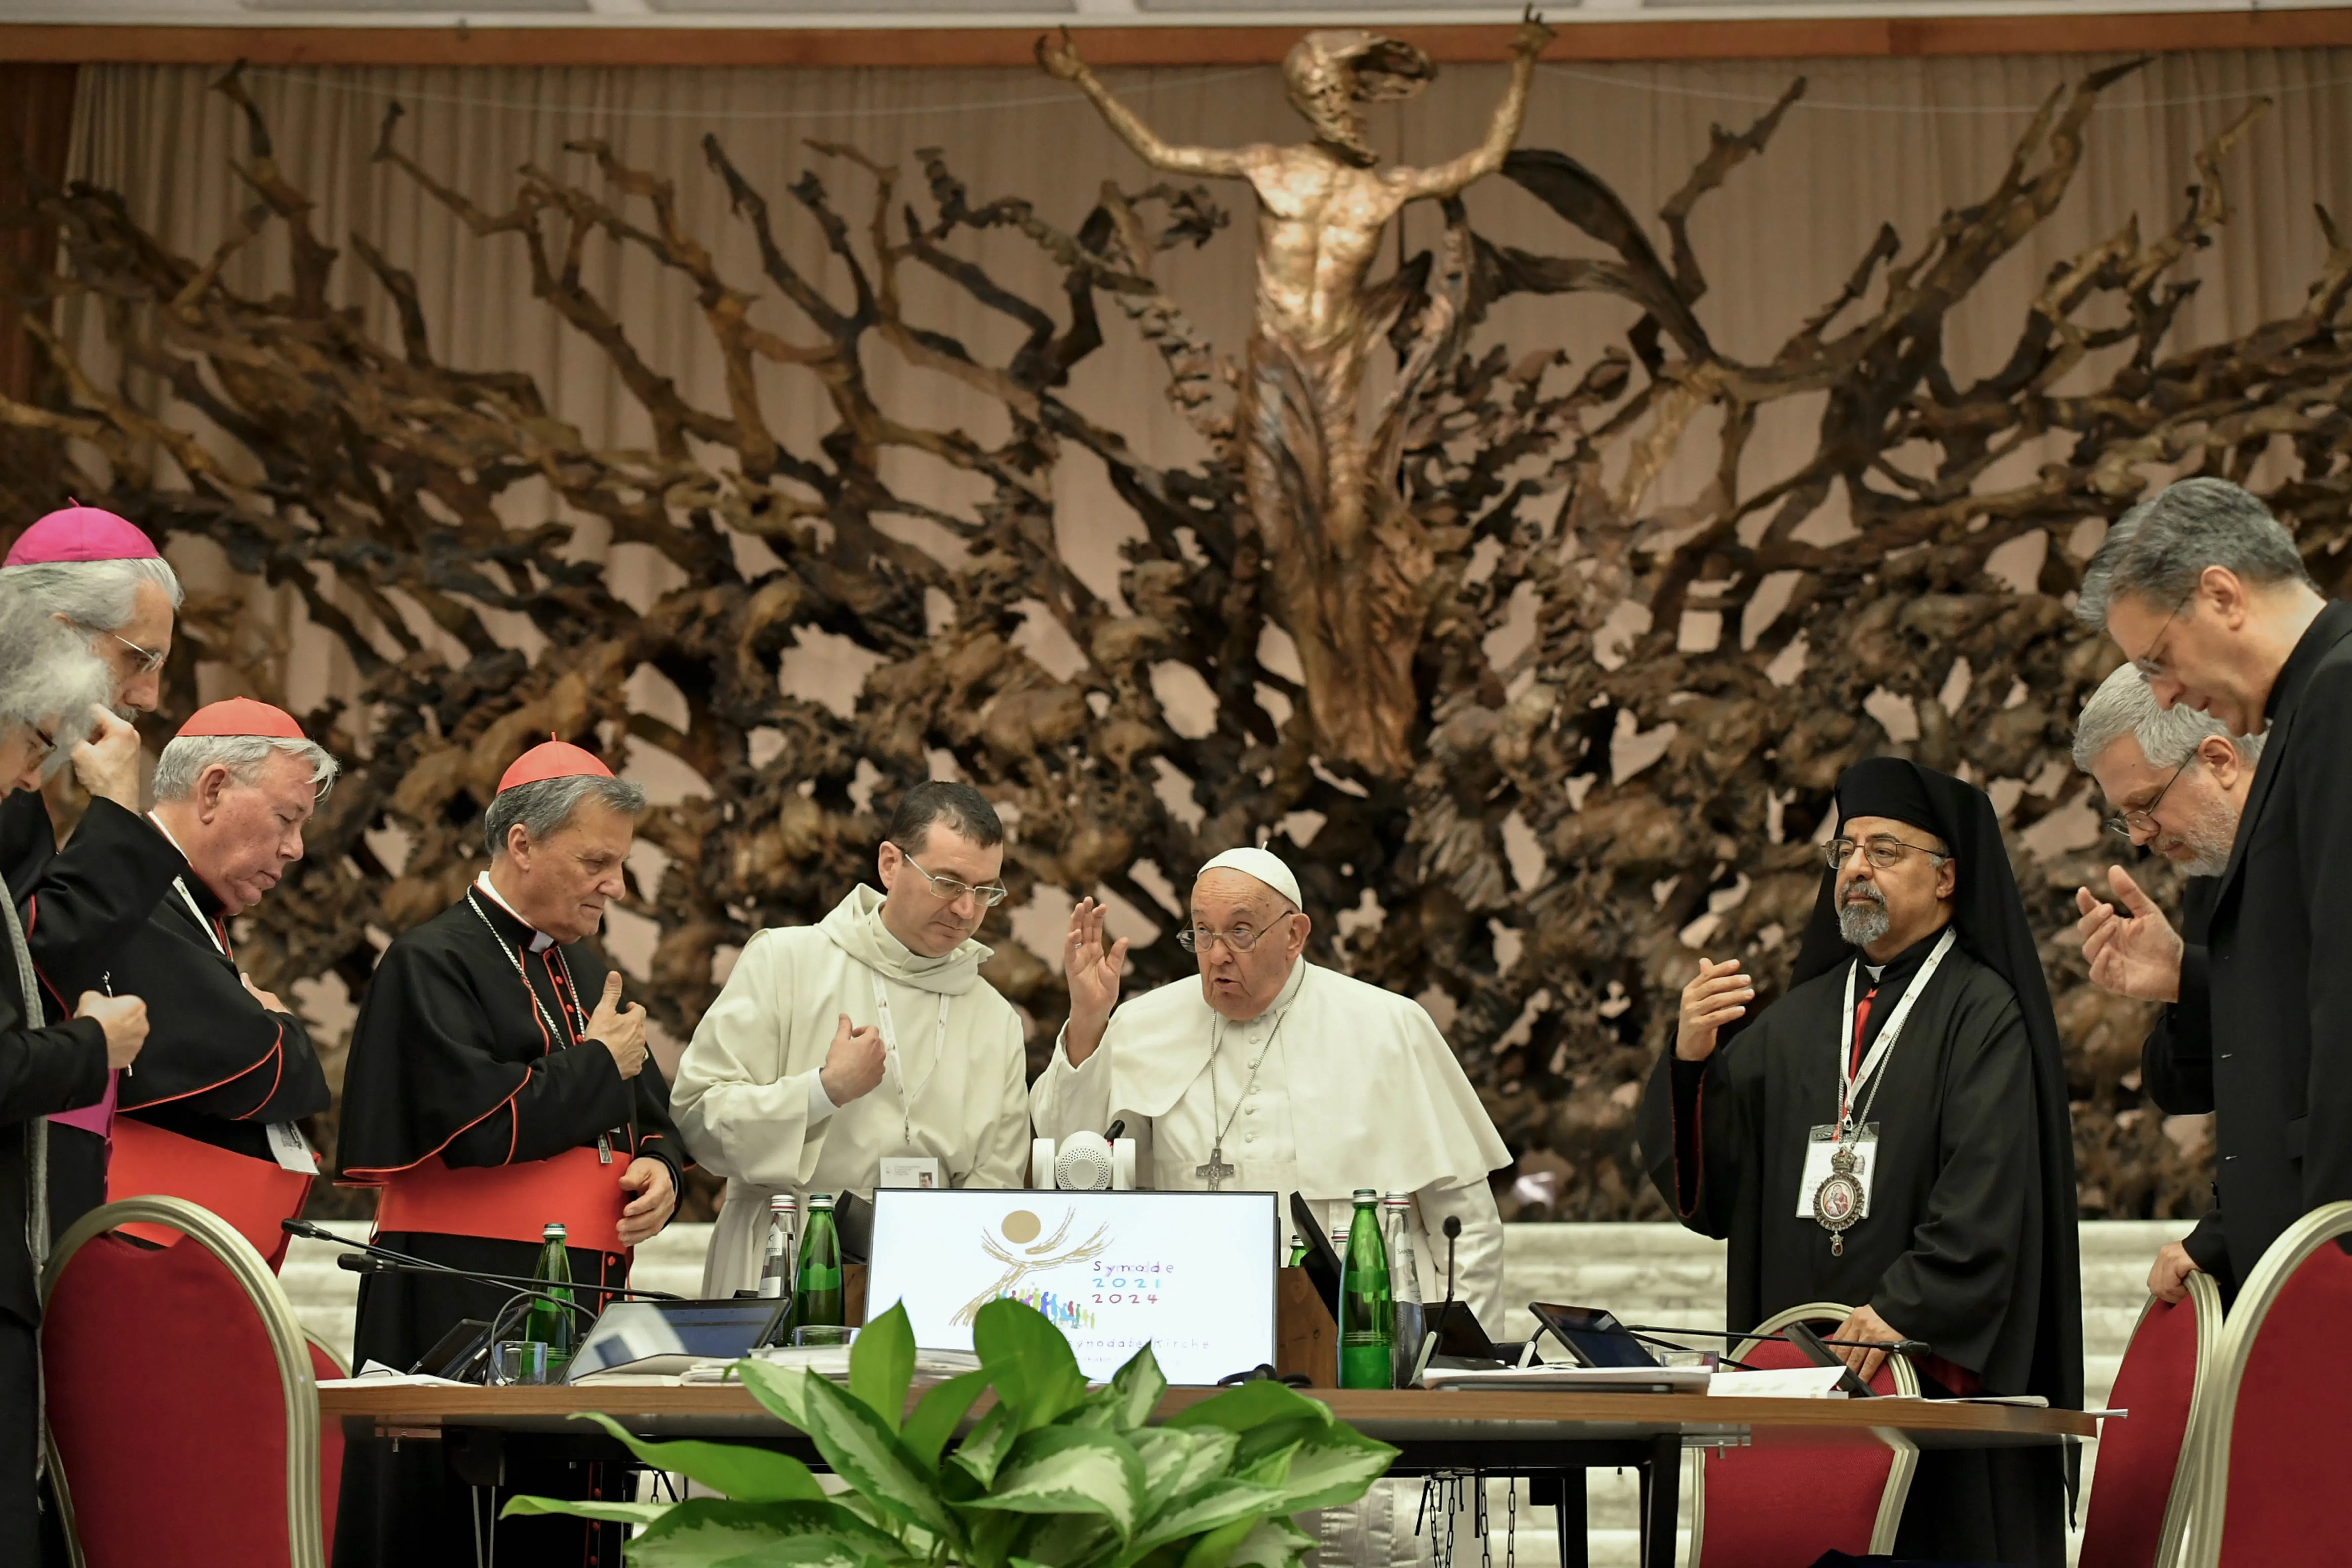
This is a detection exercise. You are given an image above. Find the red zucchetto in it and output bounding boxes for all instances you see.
[496,737,614,793]
[175,697,306,740]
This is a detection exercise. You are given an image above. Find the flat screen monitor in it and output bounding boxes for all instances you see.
[865,1189,1279,1385]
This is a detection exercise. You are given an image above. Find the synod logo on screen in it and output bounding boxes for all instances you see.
[955,1206,1182,1332]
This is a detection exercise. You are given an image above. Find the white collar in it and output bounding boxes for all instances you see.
[475,871,555,953]
[146,808,193,865]
[1863,962,1886,982]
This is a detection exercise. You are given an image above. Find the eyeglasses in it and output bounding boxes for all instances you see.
[894,849,1009,909]
[2131,587,2197,684]
[1177,912,1299,955]
[24,724,59,770]
[2103,758,2190,839]
[1823,835,1951,872]
[72,622,167,677]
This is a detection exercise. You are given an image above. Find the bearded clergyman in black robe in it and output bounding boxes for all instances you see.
[331,739,683,1568]
[1638,757,2083,1567]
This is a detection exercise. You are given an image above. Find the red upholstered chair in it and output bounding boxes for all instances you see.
[305,1331,350,1553]
[2184,1201,2352,1568]
[1686,1300,1918,1568]
[39,1196,327,1568]
[2077,1270,2220,1568]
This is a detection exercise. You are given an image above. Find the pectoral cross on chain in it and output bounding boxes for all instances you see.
[1196,1146,1236,1191]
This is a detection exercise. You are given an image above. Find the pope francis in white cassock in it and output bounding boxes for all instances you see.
[1035,847,1511,1568]
[675,784,1034,1298]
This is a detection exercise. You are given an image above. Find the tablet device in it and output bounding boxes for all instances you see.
[561,1299,783,1382]
[1529,1303,1659,1369]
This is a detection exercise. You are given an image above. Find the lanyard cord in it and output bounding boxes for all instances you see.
[868,971,949,1149]
[467,890,583,1052]
[1834,927,1956,1140]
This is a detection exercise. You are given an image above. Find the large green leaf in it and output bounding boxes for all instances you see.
[499,1495,671,1526]
[1264,1424,1397,1512]
[737,1360,818,1428]
[1130,1427,1239,1511]
[961,1426,1147,1540]
[706,1539,883,1568]
[559,1411,824,1503]
[1106,1344,1168,1431]
[949,1403,1020,1489]
[903,1368,992,1468]
[1165,1381,1330,1435]
[798,1367,964,1546]
[1012,1509,1121,1567]
[582,1499,897,1568]
[850,1303,918,1433]
[973,1299,1088,1431]
[1231,1417,1326,1471]
[1128,1479,1283,1555]
[1175,1513,1260,1568]
[1223,1516,1315,1568]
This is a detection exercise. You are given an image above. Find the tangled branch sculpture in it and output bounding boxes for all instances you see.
[3,57,2346,1218]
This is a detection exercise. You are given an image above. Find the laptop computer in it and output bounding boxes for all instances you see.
[865,1188,1279,1385]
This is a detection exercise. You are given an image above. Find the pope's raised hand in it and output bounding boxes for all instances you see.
[71,704,143,810]
[2074,866,2184,1002]
[584,971,649,1079]
[820,1012,886,1105]
[1063,896,1129,1066]
[1677,957,1753,1062]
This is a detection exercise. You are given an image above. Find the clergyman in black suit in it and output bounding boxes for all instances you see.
[2068,660,2262,1302]
[2075,476,2352,1292]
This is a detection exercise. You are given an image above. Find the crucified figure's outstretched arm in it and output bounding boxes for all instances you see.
[1393,11,1556,200]
[1038,28,1253,181]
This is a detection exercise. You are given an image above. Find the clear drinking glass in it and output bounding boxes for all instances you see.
[491,1339,553,1386]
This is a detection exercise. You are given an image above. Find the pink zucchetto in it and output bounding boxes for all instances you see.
[6,503,163,567]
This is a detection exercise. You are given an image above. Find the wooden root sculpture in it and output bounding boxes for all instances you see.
[1,58,2344,1219]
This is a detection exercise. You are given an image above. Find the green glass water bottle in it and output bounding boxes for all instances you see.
[1287,1232,1308,1268]
[793,1192,846,1341]
[522,1221,577,1367]
[1336,1189,1393,1389]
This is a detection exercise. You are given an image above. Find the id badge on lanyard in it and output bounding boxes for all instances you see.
[870,972,949,1189]
[1795,1123,1879,1220]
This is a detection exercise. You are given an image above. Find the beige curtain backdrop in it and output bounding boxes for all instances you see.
[54,49,2352,1021]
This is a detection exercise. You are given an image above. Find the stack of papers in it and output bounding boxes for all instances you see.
[1705,1366,1847,1398]
[1422,1364,1712,1392]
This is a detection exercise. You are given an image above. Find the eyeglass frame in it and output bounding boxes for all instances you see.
[2102,756,2192,840]
[1177,910,1301,956]
[23,723,60,772]
[890,846,1009,909]
[1822,834,1952,873]
[70,621,168,678]
[2130,584,2199,684]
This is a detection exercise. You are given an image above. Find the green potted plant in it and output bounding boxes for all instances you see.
[505,1298,1399,1567]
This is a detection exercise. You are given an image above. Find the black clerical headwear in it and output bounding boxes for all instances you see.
[1791,756,2084,1423]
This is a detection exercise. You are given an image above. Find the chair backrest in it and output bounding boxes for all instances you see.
[2184,1201,2352,1568]
[1689,1301,1918,1568]
[39,1196,326,1568]
[2077,1271,2220,1568]
[304,1332,349,1555]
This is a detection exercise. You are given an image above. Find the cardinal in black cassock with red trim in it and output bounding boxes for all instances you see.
[333,740,683,1568]
[1638,757,2082,1566]
[35,699,335,1269]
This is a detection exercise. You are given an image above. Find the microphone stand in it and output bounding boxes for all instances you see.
[284,1218,680,1303]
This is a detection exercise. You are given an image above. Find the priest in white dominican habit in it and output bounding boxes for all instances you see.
[1033,846,1511,1333]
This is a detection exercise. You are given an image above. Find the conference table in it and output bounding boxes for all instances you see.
[322,1382,2096,1568]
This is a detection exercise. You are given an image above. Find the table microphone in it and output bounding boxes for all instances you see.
[283,1218,679,1301]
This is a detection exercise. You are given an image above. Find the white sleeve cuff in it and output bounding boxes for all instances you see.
[806,1072,838,1126]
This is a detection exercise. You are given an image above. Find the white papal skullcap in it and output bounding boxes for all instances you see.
[1196,846,1303,908]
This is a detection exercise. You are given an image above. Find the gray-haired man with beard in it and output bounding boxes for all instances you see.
[2071,663,2263,1302]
